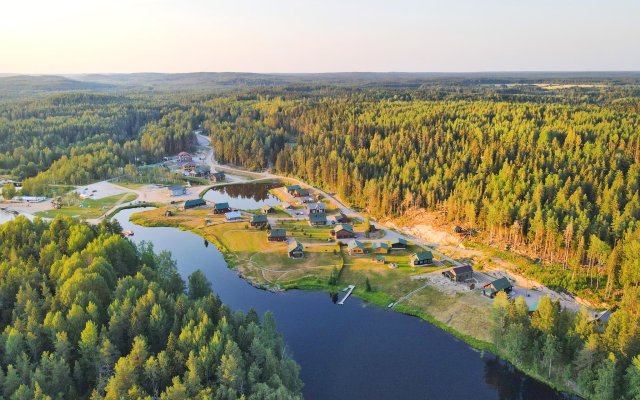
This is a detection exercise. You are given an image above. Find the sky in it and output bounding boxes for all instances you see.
[0,0,639,74]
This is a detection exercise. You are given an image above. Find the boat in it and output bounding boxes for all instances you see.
[122,230,134,237]
[387,302,395,308]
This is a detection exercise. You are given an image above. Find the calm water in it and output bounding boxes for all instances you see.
[115,207,572,400]
[203,182,282,210]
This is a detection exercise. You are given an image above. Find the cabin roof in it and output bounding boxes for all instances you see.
[413,251,433,261]
[214,202,230,210]
[308,212,327,223]
[451,265,473,275]
[488,277,513,291]
[251,214,268,222]
[390,238,407,245]
[347,240,365,250]
[269,228,286,237]
[184,198,206,208]
[225,211,242,219]
[168,185,184,191]
[334,223,353,233]
[307,202,326,210]
[371,242,390,249]
[285,185,301,191]
[288,240,303,252]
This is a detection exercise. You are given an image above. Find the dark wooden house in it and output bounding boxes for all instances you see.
[482,277,513,298]
[331,224,355,239]
[251,214,268,227]
[371,242,390,254]
[288,240,304,259]
[412,251,433,266]
[268,228,287,242]
[390,238,408,249]
[184,198,206,210]
[308,212,327,226]
[213,202,231,214]
[442,265,473,282]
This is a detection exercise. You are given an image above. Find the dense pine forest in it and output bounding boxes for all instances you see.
[203,96,640,300]
[0,216,302,399]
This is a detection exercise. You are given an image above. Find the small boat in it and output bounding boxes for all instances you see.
[122,230,134,237]
[387,302,395,308]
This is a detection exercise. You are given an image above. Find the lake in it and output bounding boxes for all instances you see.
[203,182,282,210]
[114,207,573,400]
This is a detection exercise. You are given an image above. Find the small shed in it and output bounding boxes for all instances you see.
[251,214,268,227]
[442,265,473,282]
[164,210,173,217]
[225,211,242,221]
[347,240,366,255]
[184,198,206,209]
[390,238,408,249]
[168,185,186,197]
[331,224,355,239]
[288,240,304,259]
[213,202,231,214]
[371,242,390,254]
[482,277,513,298]
[412,251,433,266]
[268,228,287,242]
[308,212,327,226]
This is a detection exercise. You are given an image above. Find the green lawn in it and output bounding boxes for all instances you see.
[36,193,138,219]
[273,219,333,242]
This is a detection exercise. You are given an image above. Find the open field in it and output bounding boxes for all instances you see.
[36,193,137,219]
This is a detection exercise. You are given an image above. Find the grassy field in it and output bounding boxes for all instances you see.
[36,193,138,219]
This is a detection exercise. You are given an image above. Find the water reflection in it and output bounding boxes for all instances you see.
[203,182,282,209]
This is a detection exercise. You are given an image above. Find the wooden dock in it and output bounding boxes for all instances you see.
[338,285,355,305]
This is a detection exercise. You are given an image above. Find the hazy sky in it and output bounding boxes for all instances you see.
[1,0,638,74]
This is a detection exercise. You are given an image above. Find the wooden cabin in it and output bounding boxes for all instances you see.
[261,205,275,214]
[390,238,408,249]
[184,198,206,210]
[306,202,326,214]
[268,228,287,242]
[308,212,327,226]
[442,265,473,282]
[213,202,231,214]
[251,214,268,227]
[371,242,390,254]
[288,240,304,259]
[412,251,433,266]
[190,165,210,178]
[331,224,355,239]
[482,277,513,298]
[210,171,226,182]
[347,240,366,255]
[285,185,301,195]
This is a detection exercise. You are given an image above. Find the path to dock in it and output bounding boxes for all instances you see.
[338,285,355,305]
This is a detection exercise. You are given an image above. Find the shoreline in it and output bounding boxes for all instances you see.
[125,208,580,398]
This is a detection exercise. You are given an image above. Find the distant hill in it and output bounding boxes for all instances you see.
[1,71,639,99]
[0,75,117,98]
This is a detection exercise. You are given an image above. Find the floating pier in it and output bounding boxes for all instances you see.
[338,285,355,305]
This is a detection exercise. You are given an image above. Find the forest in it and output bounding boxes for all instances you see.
[202,96,640,300]
[0,93,201,195]
[0,216,302,399]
